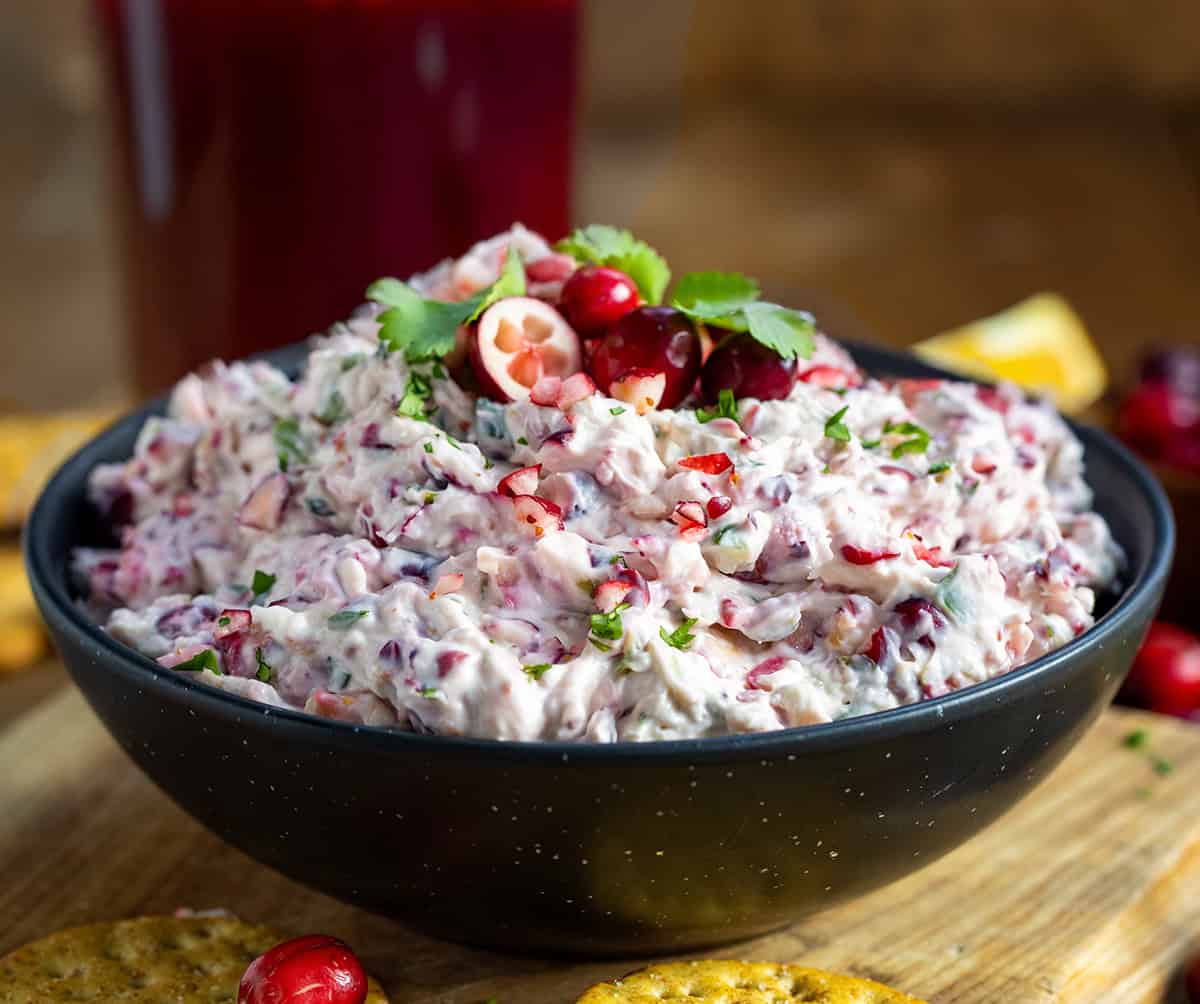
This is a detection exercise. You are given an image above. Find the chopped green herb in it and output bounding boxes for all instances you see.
[671,271,815,360]
[339,353,365,372]
[556,225,670,304]
[272,418,308,472]
[884,420,931,458]
[251,569,276,598]
[217,615,231,627]
[305,496,335,517]
[175,649,220,675]
[696,388,740,425]
[367,250,526,362]
[861,438,881,449]
[934,563,965,620]
[609,554,626,566]
[824,405,851,443]
[328,609,368,629]
[711,525,739,545]
[610,406,626,416]
[418,686,440,699]
[928,461,951,475]
[1122,728,1149,750]
[446,435,462,450]
[577,579,597,596]
[523,663,552,681]
[659,617,698,650]
[589,638,612,652]
[423,442,434,454]
[314,389,347,426]
[516,436,529,446]
[590,603,629,642]
[424,492,437,505]
[254,647,273,683]
[431,361,447,379]
[1152,756,1174,776]
[397,370,434,420]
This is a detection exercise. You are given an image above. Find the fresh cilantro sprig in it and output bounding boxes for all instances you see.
[175,649,221,675]
[366,249,525,362]
[696,389,739,425]
[659,617,698,650]
[824,406,851,443]
[671,272,815,361]
[556,225,670,304]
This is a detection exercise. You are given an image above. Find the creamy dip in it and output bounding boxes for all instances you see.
[76,227,1120,741]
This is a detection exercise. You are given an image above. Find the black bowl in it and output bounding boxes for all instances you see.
[25,343,1173,957]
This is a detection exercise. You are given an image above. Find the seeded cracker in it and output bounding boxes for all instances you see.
[574,960,926,1004]
[0,915,389,1003]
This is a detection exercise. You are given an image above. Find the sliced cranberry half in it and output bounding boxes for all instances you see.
[470,297,582,402]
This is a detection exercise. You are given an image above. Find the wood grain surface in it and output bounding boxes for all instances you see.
[1,683,1197,1004]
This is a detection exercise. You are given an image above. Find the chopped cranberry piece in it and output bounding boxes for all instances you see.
[894,597,946,631]
[430,572,464,598]
[863,627,890,665]
[530,375,563,406]
[841,544,900,565]
[214,609,252,638]
[609,368,666,415]
[510,494,565,537]
[670,500,708,541]
[913,542,955,568]
[525,252,577,284]
[594,579,633,613]
[797,365,860,390]
[746,656,788,690]
[437,650,468,677]
[707,495,733,519]
[556,371,597,409]
[976,385,1010,414]
[878,464,916,482]
[971,456,998,475]
[238,473,291,531]
[678,452,732,475]
[497,464,542,498]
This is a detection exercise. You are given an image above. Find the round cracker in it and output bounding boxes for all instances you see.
[574,960,926,1004]
[0,915,389,1003]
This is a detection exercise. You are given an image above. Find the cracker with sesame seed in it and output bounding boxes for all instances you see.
[0,915,389,1003]
[574,960,925,1004]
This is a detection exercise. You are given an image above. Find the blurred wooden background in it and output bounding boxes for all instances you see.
[2,0,1199,413]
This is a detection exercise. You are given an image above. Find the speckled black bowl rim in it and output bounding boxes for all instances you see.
[24,341,1175,763]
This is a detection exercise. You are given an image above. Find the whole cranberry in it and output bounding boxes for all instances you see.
[1120,622,1200,718]
[239,934,368,1004]
[1117,382,1200,456]
[587,306,702,409]
[1140,346,1200,398]
[701,331,797,402]
[559,265,641,337]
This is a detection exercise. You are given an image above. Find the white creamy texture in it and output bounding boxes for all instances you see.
[76,231,1120,741]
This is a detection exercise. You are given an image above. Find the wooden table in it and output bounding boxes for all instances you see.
[2,673,1198,1004]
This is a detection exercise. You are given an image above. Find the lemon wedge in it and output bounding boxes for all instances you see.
[913,293,1107,414]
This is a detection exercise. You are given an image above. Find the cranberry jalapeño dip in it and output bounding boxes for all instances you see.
[75,225,1119,742]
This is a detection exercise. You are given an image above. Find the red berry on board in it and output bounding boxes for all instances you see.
[560,265,641,337]
[238,934,367,1004]
[586,306,702,409]
[1121,621,1200,718]
[701,332,798,402]
[1117,382,1200,457]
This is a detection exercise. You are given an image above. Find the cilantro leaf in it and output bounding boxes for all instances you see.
[1123,728,1149,750]
[610,406,626,416]
[254,647,273,683]
[671,271,815,360]
[339,353,365,372]
[824,406,851,443]
[589,603,629,642]
[934,564,965,620]
[368,250,526,362]
[884,420,931,458]
[314,389,347,426]
[175,649,221,675]
[418,686,441,699]
[696,388,740,424]
[556,225,670,304]
[659,617,698,650]
[328,609,368,629]
[523,663,552,681]
[396,370,434,421]
[928,461,951,475]
[251,569,276,598]
[273,418,308,471]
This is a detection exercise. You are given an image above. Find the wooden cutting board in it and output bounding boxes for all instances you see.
[1,683,1198,1004]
